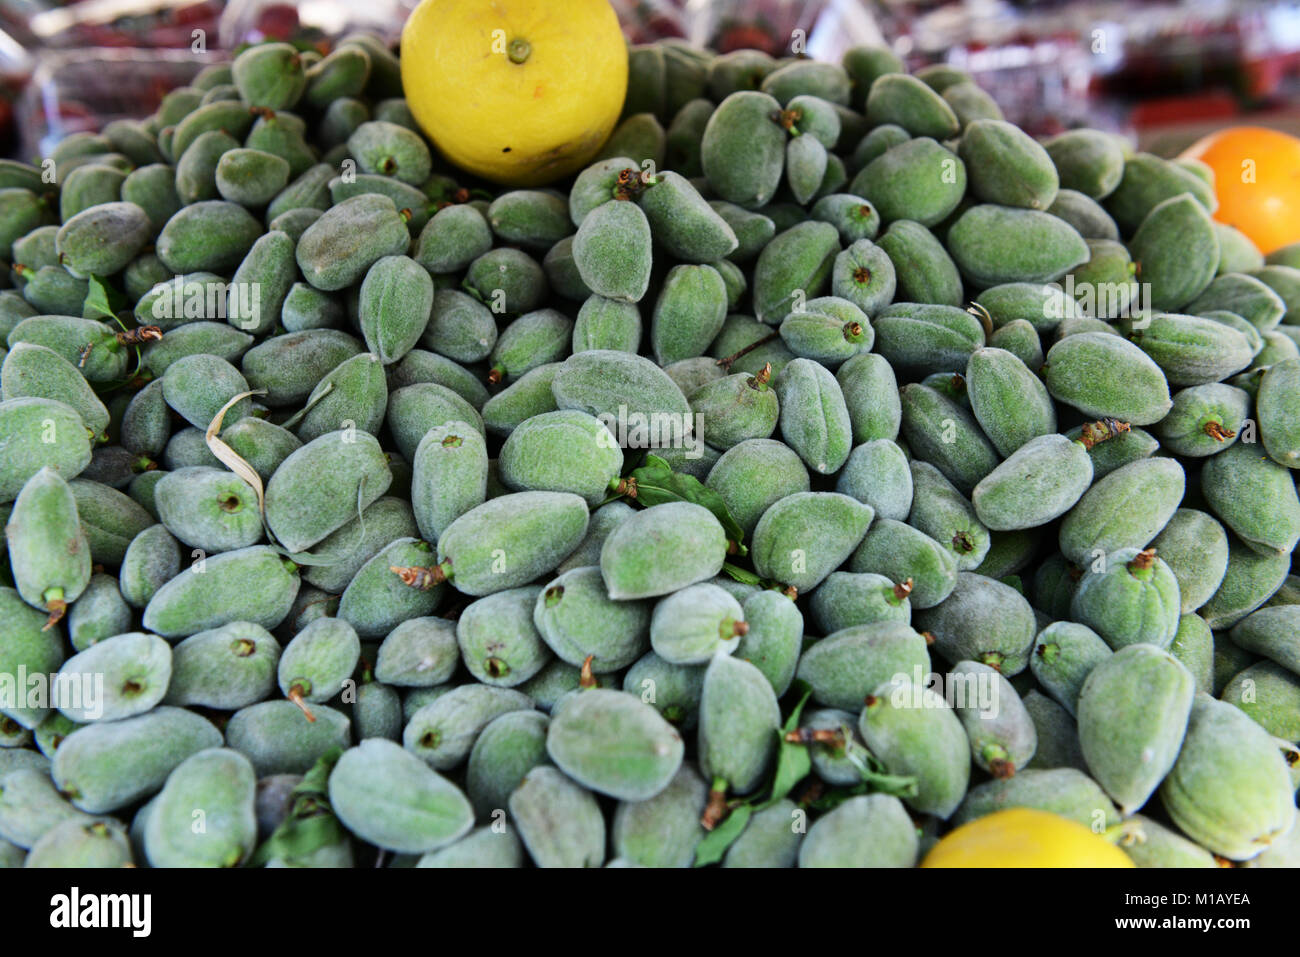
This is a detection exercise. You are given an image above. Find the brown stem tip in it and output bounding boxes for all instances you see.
[613,168,647,201]
[1127,548,1157,572]
[287,685,317,723]
[772,108,802,133]
[578,654,597,689]
[892,578,914,601]
[784,728,844,747]
[1203,420,1236,442]
[1077,418,1131,450]
[42,599,67,632]
[988,759,1016,780]
[700,785,730,831]
[716,331,780,369]
[390,564,447,589]
[610,476,638,499]
[966,301,993,337]
[115,327,162,345]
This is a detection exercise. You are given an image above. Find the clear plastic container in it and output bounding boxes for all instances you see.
[217,0,415,49]
[19,0,225,50]
[217,0,693,51]
[611,0,689,44]
[689,0,890,57]
[17,46,224,160]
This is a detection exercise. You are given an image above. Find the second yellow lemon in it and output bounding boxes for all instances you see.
[400,0,629,186]
[921,808,1136,868]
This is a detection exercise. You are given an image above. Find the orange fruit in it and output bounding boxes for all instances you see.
[1180,126,1300,255]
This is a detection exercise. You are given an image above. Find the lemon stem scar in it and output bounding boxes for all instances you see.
[508,38,532,64]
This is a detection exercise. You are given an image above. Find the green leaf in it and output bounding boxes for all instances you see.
[296,746,343,795]
[801,751,918,812]
[626,455,748,552]
[691,683,817,866]
[804,782,871,812]
[83,275,128,328]
[692,804,753,867]
[626,453,672,494]
[721,562,762,586]
[246,747,344,867]
[763,683,814,806]
[246,807,345,867]
[844,747,919,799]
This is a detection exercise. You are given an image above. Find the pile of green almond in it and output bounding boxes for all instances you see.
[1,35,1299,869]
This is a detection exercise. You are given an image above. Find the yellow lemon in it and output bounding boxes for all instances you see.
[921,808,1136,868]
[400,0,628,187]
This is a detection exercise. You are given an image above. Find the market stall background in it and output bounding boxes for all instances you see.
[4,0,1300,162]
